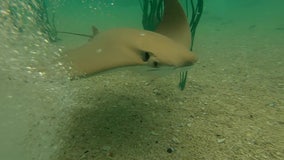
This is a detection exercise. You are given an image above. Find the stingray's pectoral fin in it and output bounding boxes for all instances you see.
[64,47,153,79]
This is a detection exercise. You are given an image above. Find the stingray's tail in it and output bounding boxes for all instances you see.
[56,26,98,39]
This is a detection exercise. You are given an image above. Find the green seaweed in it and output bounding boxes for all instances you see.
[28,0,58,42]
[139,0,164,31]
[180,0,203,91]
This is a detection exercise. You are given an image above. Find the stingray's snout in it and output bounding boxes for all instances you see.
[182,52,198,66]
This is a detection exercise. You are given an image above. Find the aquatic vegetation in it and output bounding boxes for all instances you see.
[139,0,164,31]
[188,0,203,50]
[0,0,58,42]
[28,0,58,42]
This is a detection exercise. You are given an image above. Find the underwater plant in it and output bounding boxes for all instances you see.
[139,0,203,90]
[2,0,55,40]
[28,0,58,42]
[139,0,164,31]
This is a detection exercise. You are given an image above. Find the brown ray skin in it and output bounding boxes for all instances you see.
[63,28,197,78]
[155,0,192,48]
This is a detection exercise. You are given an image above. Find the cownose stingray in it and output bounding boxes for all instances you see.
[64,28,197,78]
[63,0,197,78]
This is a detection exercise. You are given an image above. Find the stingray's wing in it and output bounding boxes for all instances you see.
[155,0,191,47]
[64,39,145,78]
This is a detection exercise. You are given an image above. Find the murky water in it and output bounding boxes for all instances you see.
[0,0,283,159]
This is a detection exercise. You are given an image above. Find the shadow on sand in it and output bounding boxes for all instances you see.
[55,86,180,159]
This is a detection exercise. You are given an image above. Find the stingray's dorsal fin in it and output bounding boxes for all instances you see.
[92,26,99,37]
[88,26,99,41]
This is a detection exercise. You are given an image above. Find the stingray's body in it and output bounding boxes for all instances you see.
[64,0,196,78]
[65,28,196,78]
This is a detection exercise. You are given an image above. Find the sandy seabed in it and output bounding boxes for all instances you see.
[0,2,283,160]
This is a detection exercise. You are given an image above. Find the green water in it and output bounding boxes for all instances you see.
[0,0,283,160]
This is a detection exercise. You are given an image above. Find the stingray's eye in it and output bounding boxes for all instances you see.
[153,61,158,68]
[141,52,150,62]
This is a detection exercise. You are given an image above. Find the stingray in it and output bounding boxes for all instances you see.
[63,0,197,78]
[64,28,196,78]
